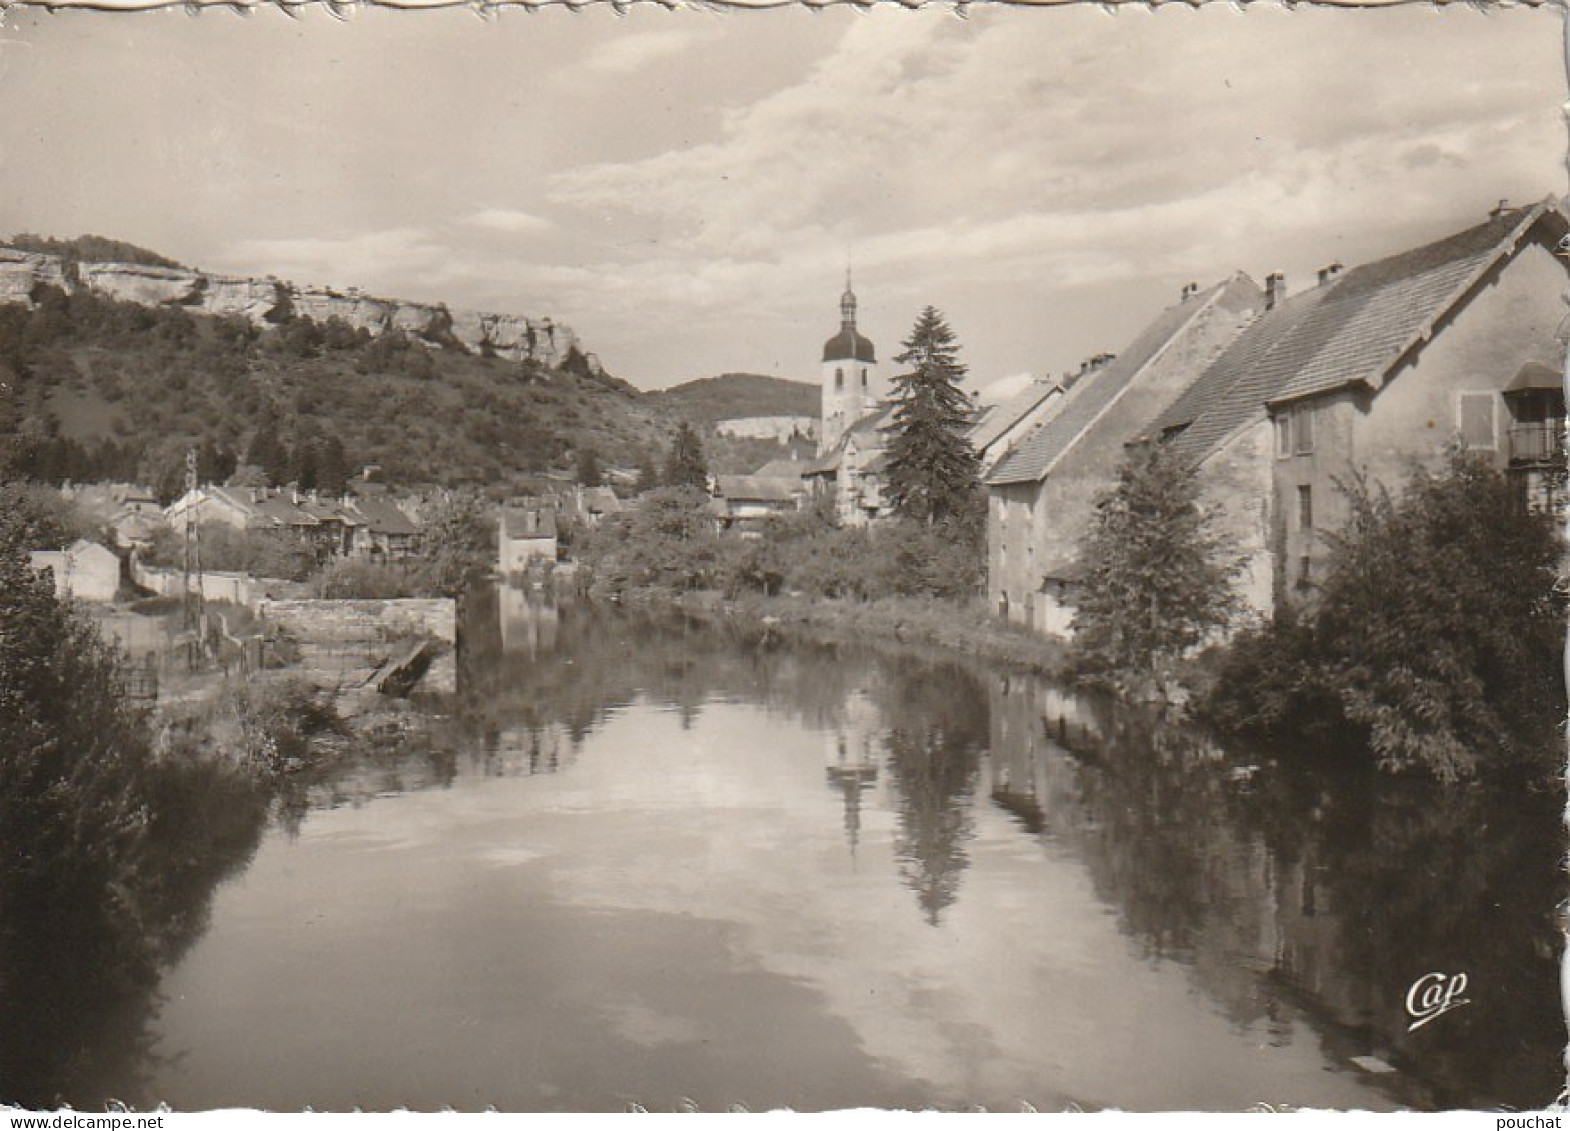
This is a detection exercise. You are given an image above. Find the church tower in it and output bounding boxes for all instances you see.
[820,269,881,453]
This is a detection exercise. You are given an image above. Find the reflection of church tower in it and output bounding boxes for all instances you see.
[826,735,878,860]
[824,690,880,860]
[820,269,881,453]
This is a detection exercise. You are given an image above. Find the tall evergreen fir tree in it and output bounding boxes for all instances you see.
[884,307,981,526]
[663,422,708,490]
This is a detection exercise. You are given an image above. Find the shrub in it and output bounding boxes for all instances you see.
[1067,445,1240,695]
[1201,449,1565,782]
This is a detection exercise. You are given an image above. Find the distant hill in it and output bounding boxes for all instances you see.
[650,372,819,426]
[6,233,186,270]
[0,284,678,498]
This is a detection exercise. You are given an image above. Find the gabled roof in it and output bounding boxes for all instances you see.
[346,494,420,536]
[1152,283,1335,465]
[714,475,803,503]
[751,458,807,480]
[986,277,1247,485]
[968,379,1061,453]
[1153,200,1567,466]
[1267,201,1567,408]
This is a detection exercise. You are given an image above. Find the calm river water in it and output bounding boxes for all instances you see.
[7,590,1563,1111]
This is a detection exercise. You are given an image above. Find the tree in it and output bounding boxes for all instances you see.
[663,422,708,491]
[635,449,661,494]
[575,446,604,488]
[884,307,981,526]
[245,413,288,487]
[315,435,349,496]
[1203,448,1566,783]
[1067,443,1240,695]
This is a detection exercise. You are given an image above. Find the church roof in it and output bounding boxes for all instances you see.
[823,326,876,364]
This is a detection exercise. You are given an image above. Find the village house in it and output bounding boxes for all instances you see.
[969,378,1067,477]
[164,479,424,562]
[498,505,559,574]
[711,472,807,533]
[28,539,121,602]
[1146,197,1569,612]
[984,274,1264,635]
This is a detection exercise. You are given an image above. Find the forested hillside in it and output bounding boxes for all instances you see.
[649,372,818,425]
[0,286,674,498]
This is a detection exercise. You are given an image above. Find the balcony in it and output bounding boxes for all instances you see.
[1506,422,1566,467]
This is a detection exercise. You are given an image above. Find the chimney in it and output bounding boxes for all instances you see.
[1317,262,1344,287]
[1489,198,1511,219]
[1264,272,1286,311]
[1181,282,1199,301]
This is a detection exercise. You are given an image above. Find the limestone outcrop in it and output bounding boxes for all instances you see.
[0,245,591,371]
[0,249,72,303]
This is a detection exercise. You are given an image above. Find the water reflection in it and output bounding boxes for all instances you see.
[455,593,1562,1107]
[17,590,1556,1110]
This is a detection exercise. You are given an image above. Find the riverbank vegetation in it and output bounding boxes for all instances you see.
[0,506,409,1105]
[1065,444,1241,697]
[1199,450,1565,784]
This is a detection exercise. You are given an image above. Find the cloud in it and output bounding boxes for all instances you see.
[463,209,554,236]
[580,26,723,76]
[219,228,452,294]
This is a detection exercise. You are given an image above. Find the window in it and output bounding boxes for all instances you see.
[1458,392,1497,450]
[1275,415,1291,458]
[1297,484,1313,530]
[1297,554,1313,589]
[1292,406,1315,455]
[835,368,844,391]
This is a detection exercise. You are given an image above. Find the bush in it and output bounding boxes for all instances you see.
[312,559,420,599]
[1067,445,1240,694]
[1201,450,1565,782]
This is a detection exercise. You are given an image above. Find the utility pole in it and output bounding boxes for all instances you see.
[181,447,205,654]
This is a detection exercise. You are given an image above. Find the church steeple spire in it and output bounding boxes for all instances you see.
[840,262,857,328]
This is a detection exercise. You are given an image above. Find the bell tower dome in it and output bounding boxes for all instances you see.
[820,267,881,453]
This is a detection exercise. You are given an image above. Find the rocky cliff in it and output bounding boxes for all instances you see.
[0,247,592,372]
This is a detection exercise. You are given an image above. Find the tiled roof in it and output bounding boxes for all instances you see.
[1157,201,1565,466]
[1157,284,1336,465]
[346,495,420,536]
[715,475,803,502]
[751,459,808,479]
[1268,203,1561,407]
[986,280,1233,485]
[968,379,1060,453]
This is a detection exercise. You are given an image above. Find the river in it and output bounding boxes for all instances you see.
[5,590,1562,1111]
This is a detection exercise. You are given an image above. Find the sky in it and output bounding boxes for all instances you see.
[0,3,1564,394]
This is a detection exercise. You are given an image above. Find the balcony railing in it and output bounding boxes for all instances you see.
[1507,422,1566,466]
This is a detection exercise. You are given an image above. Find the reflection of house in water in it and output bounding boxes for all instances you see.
[497,583,560,657]
[823,690,880,857]
[985,675,1102,834]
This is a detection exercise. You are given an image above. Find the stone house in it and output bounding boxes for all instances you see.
[711,474,806,533]
[29,540,121,602]
[498,506,559,574]
[983,274,1264,635]
[1147,198,1569,613]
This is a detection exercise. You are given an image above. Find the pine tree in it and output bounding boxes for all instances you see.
[245,413,288,487]
[315,435,349,496]
[884,307,981,526]
[663,423,708,491]
[1067,443,1240,695]
[635,450,661,495]
[575,446,604,488]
